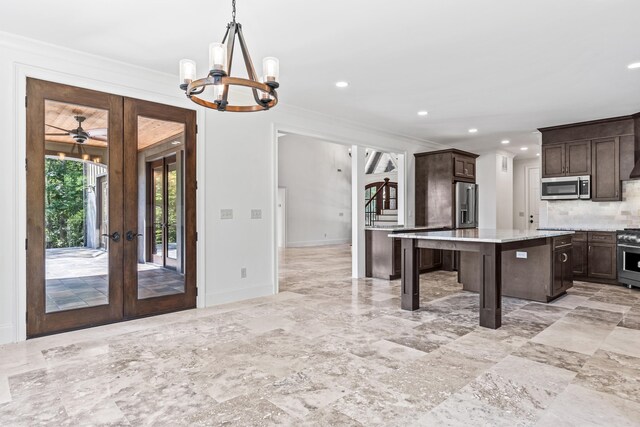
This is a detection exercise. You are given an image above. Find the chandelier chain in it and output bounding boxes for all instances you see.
[232,0,236,23]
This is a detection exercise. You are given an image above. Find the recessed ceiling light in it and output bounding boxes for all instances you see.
[520,147,528,151]
[501,140,510,144]
[468,128,478,133]
[417,111,429,116]
[335,81,349,88]
[628,62,640,70]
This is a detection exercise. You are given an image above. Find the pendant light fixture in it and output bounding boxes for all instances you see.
[179,0,279,112]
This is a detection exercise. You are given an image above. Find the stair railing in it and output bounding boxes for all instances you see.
[365,178,390,227]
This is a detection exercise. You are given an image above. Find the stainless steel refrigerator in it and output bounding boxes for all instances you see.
[455,182,478,228]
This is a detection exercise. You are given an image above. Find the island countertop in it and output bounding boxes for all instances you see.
[390,228,574,244]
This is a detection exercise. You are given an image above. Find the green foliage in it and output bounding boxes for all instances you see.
[45,158,86,248]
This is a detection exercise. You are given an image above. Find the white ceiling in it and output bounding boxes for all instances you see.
[3,0,640,158]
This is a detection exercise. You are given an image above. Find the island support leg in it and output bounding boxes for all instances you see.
[479,243,502,329]
[401,238,420,310]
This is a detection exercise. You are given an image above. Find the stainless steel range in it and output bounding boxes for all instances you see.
[617,229,640,289]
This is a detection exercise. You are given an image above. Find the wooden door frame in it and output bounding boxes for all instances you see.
[123,97,197,318]
[26,78,124,338]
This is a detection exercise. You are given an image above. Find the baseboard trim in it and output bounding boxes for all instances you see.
[287,238,351,248]
[0,323,15,345]
[205,284,274,307]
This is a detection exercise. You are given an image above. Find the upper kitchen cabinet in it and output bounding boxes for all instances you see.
[414,149,479,228]
[592,137,620,201]
[541,140,591,178]
[453,153,476,181]
[539,113,640,201]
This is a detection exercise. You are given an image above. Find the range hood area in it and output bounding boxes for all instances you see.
[629,112,640,179]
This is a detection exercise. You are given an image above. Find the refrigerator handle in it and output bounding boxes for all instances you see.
[468,186,476,226]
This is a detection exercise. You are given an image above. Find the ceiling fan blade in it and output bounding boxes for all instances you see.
[87,128,107,137]
[45,124,72,133]
[45,133,70,136]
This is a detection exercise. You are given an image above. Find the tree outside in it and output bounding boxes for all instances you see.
[45,158,86,248]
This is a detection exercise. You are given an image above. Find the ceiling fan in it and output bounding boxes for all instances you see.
[45,115,107,144]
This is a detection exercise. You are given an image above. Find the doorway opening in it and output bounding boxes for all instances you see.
[26,79,197,337]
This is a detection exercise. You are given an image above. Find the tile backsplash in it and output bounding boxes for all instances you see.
[540,180,640,230]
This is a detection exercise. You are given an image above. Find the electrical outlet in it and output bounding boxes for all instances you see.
[516,251,528,259]
[241,267,247,278]
[251,209,262,219]
[338,212,344,217]
[221,209,233,220]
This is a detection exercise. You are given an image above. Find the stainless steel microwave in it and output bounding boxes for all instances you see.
[541,176,590,200]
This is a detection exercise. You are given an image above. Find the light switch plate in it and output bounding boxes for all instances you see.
[221,209,233,220]
[251,209,262,219]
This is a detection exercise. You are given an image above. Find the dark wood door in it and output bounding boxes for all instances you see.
[565,140,591,176]
[588,243,617,280]
[123,98,197,318]
[572,241,588,277]
[592,137,620,201]
[26,78,124,337]
[542,144,566,178]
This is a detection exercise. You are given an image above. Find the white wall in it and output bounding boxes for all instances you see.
[477,151,514,229]
[0,31,444,344]
[278,134,352,247]
[513,158,541,230]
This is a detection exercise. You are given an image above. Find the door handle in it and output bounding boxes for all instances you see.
[102,232,121,242]
[126,231,143,241]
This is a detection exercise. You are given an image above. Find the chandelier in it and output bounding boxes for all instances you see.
[178,0,279,112]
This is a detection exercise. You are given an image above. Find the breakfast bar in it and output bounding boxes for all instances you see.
[390,229,575,329]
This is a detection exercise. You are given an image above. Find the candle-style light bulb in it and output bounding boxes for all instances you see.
[262,57,279,84]
[209,43,227,74]
[179,59,197,87]
[212,84,225,102]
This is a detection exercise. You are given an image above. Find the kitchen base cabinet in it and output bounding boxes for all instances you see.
[459,237,573,303]
[572,232,588,277]
[365,229,443,280]
[588,243,617,280]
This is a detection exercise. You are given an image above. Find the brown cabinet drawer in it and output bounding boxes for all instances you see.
[553,235,573,248]
[572,232,587,242]
[588,232,615,244]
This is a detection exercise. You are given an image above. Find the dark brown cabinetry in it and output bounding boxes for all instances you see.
[453,154,476,181]
[570,231,617,282]
[459,236,572,303]
[415,149,479,229]
[587,232,617,280]
[591,138,620,201]
[553,242,573,296]
[539,114,640,202]
[542,141,591,178]
[571,232,588,276]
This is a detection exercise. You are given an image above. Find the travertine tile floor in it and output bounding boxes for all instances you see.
[2,244,640,425]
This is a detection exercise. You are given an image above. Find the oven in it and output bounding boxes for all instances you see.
[541,176,590,200]
[617,230,640,289]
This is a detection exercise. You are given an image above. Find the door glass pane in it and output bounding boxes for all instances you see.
[137,116,186,299]
[44,100,109,313]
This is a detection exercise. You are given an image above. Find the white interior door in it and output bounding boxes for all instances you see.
[527,167,540,230]
[277,188,286,248]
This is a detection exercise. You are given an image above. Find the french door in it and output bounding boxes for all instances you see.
[26,79,196,337]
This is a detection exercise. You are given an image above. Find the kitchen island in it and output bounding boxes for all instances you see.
[391,229,574,329]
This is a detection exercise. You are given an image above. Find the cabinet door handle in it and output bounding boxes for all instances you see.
[562,253,568,263]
